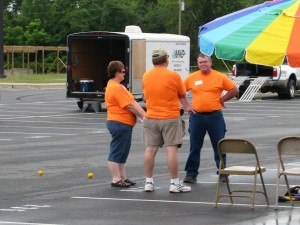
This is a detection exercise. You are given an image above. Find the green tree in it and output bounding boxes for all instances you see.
[46,0,103,45]
[120,0,163,33]
[24,19,51,45]
[99,0,135,31]
[21,0,52,25]
[4,5,27,45]
[4,0,23,12]
[4,26,25,45]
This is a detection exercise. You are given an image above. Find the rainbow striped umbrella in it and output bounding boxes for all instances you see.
[199,0,300,67]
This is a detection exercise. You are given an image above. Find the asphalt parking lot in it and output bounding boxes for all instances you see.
[0,88,300,225]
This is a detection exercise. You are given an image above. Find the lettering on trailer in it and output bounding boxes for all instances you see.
[172,50,186,59]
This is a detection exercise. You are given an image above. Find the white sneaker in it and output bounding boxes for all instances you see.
[169,183,191,193]
[144,182,154,192]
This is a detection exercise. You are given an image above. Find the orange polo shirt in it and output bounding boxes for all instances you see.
[105,80,136,126]
[142,67,186,119]
[184,69,236,112]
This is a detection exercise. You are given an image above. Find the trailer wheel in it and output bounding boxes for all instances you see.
[77,101,83,110]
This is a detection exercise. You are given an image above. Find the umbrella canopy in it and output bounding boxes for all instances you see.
[199,0,300,67]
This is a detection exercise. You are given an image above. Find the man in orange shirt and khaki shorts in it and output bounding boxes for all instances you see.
[142,47,194,193]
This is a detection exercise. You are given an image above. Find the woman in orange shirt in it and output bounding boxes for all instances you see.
[105,61,145,187]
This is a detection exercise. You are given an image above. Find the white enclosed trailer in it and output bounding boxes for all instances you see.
[66,26,190,111]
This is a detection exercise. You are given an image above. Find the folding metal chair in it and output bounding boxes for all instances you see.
[275,136,300,209]
[215,138,269,209]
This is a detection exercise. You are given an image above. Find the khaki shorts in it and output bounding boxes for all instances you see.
[143,116,185,148]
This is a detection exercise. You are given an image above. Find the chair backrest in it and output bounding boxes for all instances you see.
[277,136,300,156]
[218,138,257,155]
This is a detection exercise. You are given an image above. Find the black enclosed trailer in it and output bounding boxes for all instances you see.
[66,26,190,111]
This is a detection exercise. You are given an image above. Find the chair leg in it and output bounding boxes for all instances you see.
[251,173,258,209]
[224,176,233,204]
[259,171,269,205]
[275,169,281,210]
[215,173,221,208]
[283,175,294,207]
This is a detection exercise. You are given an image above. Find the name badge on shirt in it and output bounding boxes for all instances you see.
[195,80,203,86]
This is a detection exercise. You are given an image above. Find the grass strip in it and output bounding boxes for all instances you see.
[0,73,66,83]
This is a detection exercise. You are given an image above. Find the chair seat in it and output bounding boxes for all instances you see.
[221,166,266,175]
[281,168,300,175]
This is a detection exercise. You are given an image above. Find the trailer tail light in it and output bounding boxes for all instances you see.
[273,68,278,77]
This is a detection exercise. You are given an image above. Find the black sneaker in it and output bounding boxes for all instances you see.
[219,174,229,183]
[183,176,197,183]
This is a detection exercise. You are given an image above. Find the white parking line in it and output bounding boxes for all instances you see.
[0,125,104,131]
[0,205,51,212]
[0,222,63,225]
[25,136,51,139]
[71,196,300,209]
[0,131,77,136]
[0,114,94,120]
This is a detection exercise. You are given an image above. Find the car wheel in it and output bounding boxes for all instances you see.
[287,79,296,99]
[278,79,295,99]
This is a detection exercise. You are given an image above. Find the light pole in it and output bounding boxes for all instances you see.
[0,0,4,78]
[178,0,184,35]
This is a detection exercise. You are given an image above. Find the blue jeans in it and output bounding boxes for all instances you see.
[106,120,133,163]
[184,111,227,177]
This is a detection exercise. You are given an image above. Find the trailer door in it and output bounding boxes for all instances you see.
[131,39,146,95]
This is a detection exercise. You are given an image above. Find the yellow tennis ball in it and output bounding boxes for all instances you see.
[87,173,94,179]
[37,170,44,176]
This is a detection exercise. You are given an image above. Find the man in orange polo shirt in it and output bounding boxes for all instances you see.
[142,47,194,193]
[183,53,239,183]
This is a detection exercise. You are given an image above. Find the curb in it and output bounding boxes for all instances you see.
[0,83,65,89]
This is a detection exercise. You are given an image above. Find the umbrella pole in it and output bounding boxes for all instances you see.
[222,60,231,73]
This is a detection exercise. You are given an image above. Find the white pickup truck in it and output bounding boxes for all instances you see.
[232,59,300,99]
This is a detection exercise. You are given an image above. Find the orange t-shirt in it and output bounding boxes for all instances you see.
[142,67,186,119]
[105,80,136,126]
[184,69,236,112]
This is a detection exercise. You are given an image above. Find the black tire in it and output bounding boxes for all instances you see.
[287,79,296,99]
[79,101,102,112]
[236,91,245,99]
[278,79,295,99]
[77,101,83,109]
